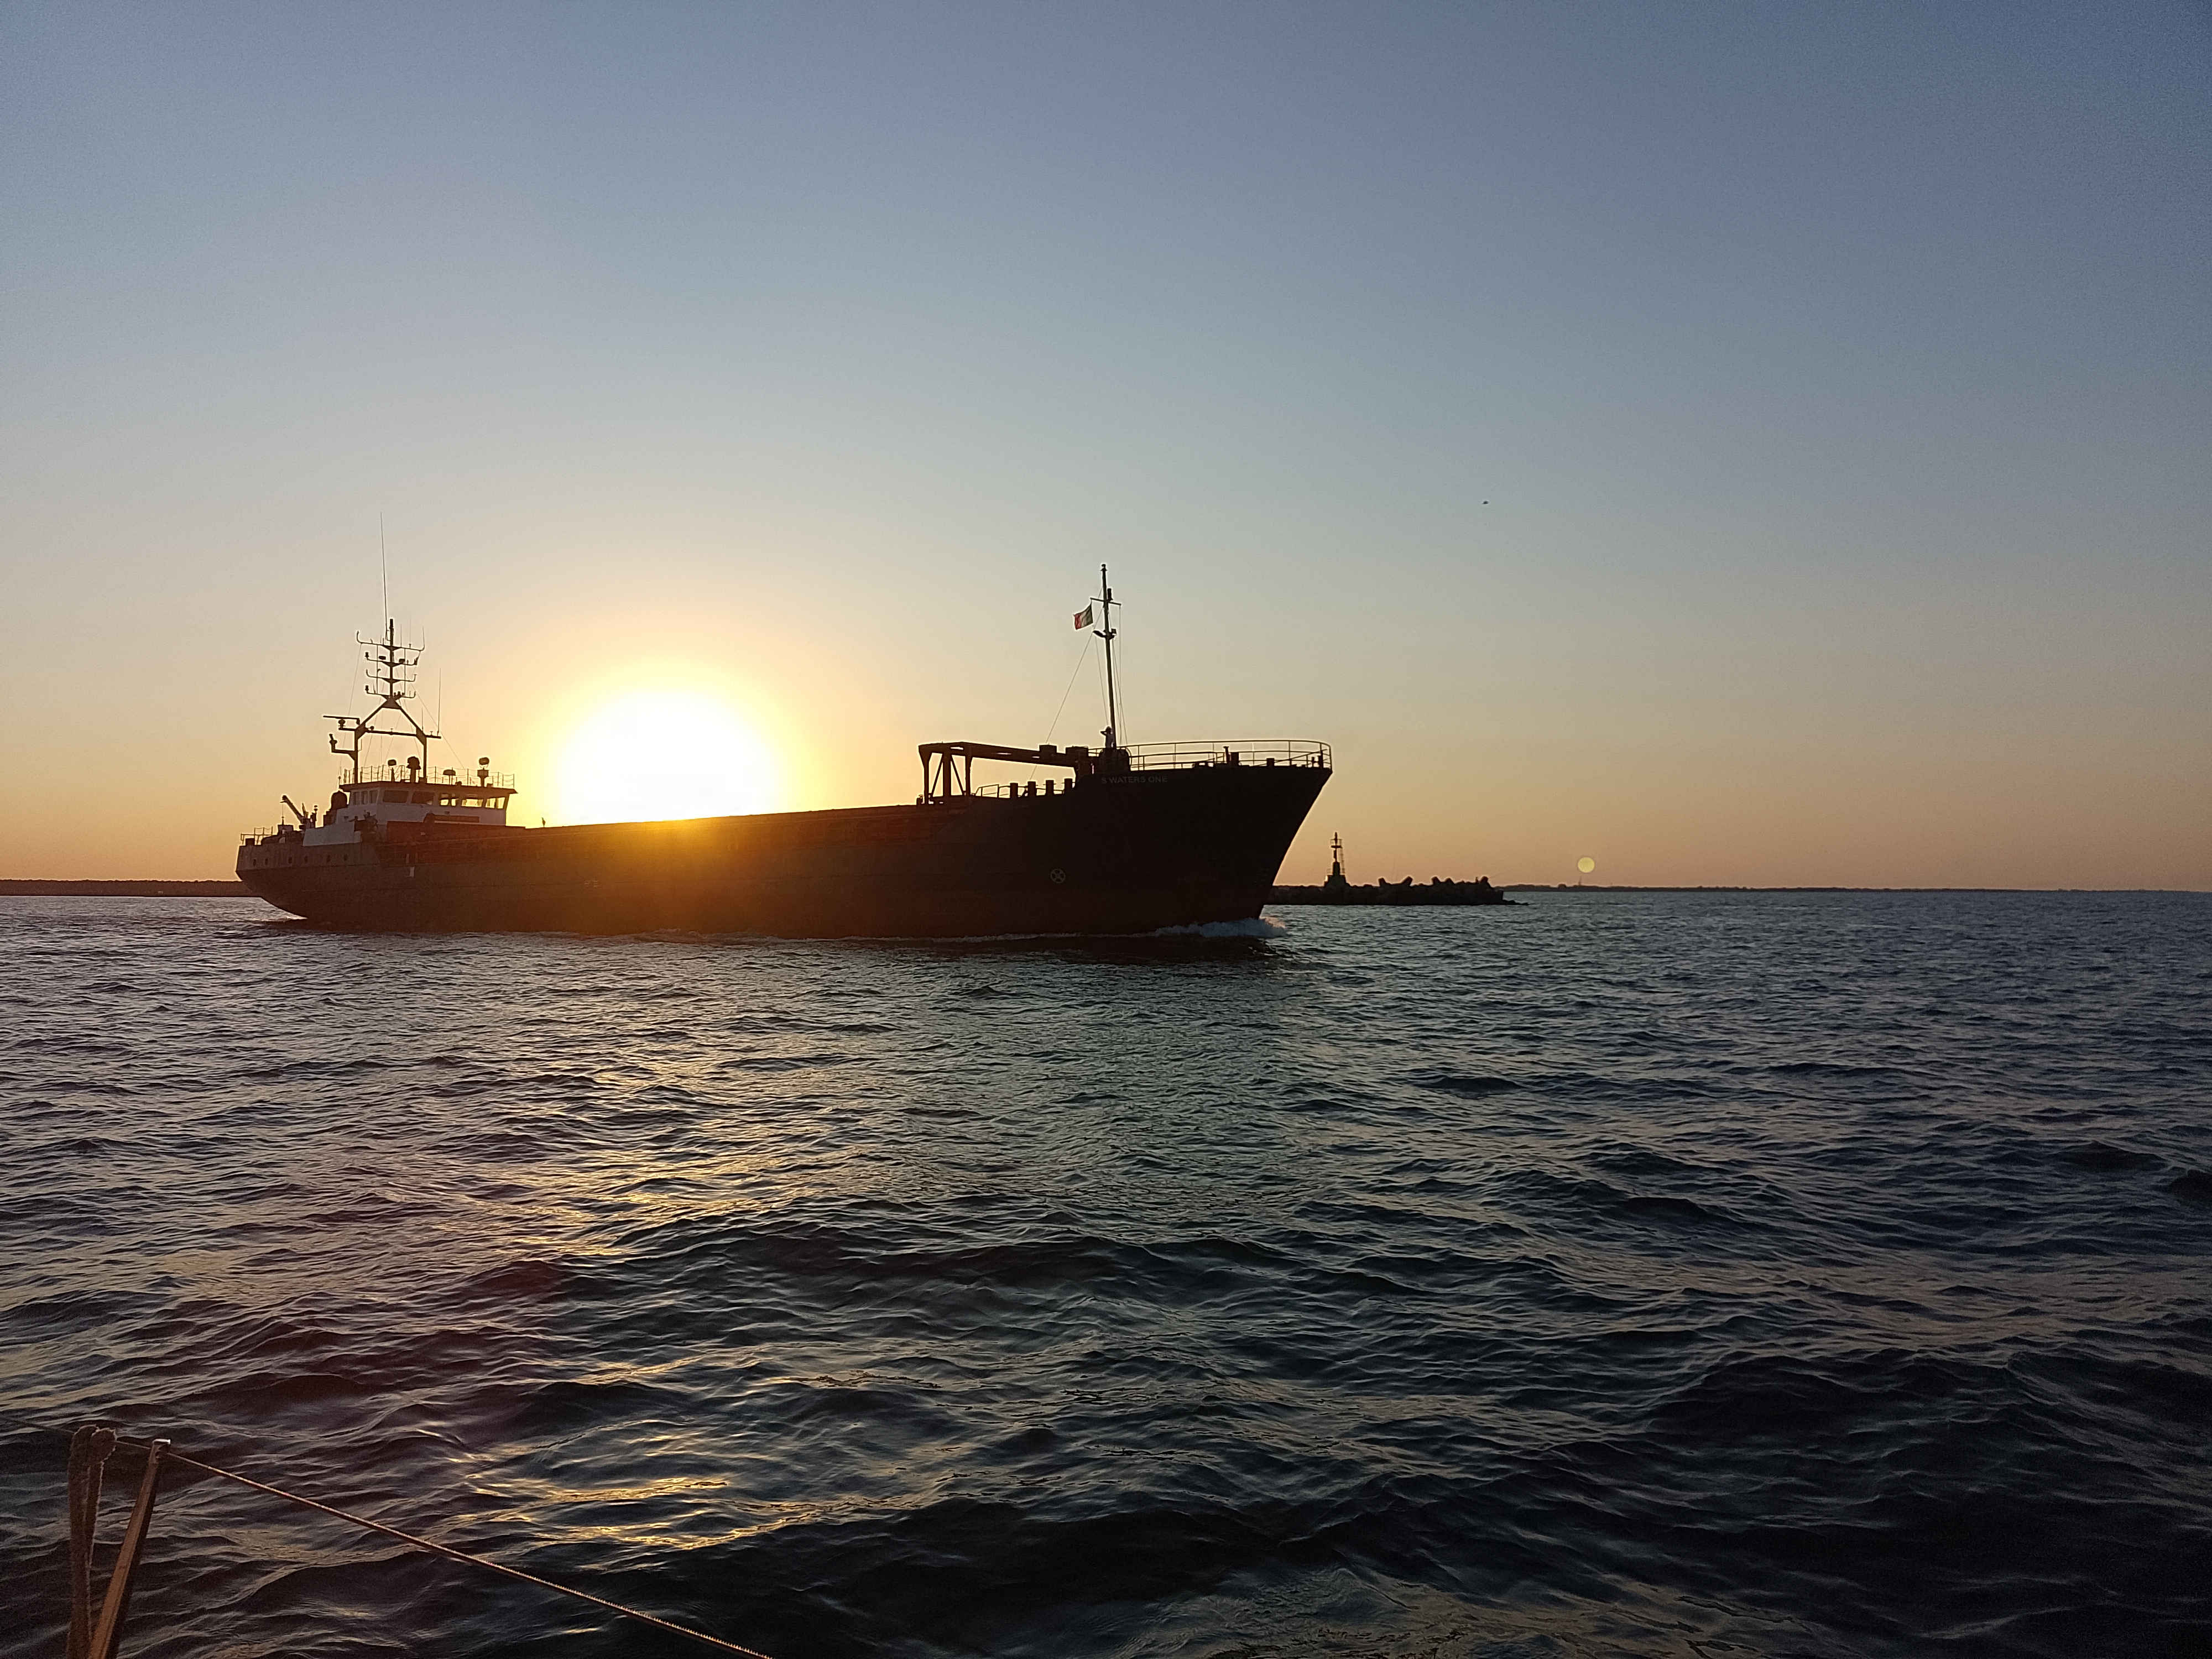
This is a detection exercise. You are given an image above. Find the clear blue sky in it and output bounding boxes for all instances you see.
[4,2,2206,884]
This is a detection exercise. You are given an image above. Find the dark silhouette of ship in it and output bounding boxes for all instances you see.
[237,571,1331,936]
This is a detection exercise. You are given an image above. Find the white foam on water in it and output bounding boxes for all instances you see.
[1151,914,1288,940]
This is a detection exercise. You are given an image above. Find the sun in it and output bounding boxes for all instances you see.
[555,689,780,825]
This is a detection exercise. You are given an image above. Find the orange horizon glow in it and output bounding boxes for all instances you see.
[3,9,2208,894]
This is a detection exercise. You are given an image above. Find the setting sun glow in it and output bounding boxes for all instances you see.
[555,690,780,826]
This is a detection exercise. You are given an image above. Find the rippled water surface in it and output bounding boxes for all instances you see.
[4,893,2210,1658]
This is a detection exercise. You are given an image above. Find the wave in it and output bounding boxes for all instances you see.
[1399,1068,1521,1097]
[2167,1170,2212,1206]
[7,890,2211,1657]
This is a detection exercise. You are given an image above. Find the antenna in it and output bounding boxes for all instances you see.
[325,618,441,785]
[1092,564,1120,750]
[379,514,389,624]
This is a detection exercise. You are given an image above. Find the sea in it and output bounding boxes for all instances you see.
[2,892,2208,1659]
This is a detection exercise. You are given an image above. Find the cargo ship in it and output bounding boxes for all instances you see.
[237,572,1331,936]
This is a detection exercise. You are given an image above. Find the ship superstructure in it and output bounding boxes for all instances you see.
[244,620,517,853]
[239,572,1331,937]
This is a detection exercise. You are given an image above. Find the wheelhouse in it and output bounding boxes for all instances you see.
[238,619,520,851]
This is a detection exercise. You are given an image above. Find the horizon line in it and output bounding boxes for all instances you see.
[3,879,2207,898]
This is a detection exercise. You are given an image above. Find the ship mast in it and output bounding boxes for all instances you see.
[1093,564,1120,752]
[326,619,441,783]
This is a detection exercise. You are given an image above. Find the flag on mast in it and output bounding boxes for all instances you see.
[1073,604,1094,630]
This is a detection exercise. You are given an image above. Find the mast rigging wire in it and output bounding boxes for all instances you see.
[1044,635,1093,746]
[97,1433,778,1659]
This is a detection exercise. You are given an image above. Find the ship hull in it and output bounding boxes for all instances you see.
[238,763,1328,937]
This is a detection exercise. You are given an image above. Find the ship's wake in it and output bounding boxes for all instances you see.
[603,915,1291,950]
[1151,915,1288,940]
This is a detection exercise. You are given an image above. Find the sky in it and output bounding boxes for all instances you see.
[3,1,2207,886]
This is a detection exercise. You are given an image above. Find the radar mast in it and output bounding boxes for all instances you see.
[326,620,441,784]
[1092,564,1121,752]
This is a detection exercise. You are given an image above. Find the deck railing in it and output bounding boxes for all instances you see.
[338,769,515,790]
[969,739,1330,796]
[1123,739,1331,772]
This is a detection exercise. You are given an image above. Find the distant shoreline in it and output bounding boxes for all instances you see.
[0,880,255,896]
[2,879,2200,899]
[1494,884,2209,894]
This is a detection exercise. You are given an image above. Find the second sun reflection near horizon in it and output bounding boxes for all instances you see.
[554,688,781,826]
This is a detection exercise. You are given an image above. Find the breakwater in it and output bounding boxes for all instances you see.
[1271,875,1509,905]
